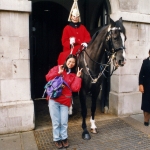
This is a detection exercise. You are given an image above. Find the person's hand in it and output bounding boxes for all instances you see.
[70,37,75,45]
[58,65,64,74]
[139,84,144,93]
[81,42,88,48]
[76,67,83,77]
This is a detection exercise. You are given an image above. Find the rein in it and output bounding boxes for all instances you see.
[83,51,111,83]
[82,49,116,83]
[80,27,125,83]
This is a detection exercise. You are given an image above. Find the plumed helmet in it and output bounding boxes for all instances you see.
[72,8,80,17]
[68,0,81,22]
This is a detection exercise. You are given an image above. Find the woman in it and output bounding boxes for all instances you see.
[46,54,82,149]
[57,0,91,65]
[139,49,150,126]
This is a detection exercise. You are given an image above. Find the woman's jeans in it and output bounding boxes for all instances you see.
[48,99,69,141]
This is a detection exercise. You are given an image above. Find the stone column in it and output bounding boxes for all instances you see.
[0,0,33,134]
[109,0,150,116]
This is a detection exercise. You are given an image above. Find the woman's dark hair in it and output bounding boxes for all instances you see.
[149,49,150,53]
[63,54,77,73]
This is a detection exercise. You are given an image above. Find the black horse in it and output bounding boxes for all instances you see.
[77,17,127,140]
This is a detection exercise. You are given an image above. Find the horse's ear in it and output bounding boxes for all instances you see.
[110,18,115,27]
[119,17,122,22]
[107,25,111,32]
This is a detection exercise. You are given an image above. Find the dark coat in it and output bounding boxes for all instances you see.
[139,57,150,112]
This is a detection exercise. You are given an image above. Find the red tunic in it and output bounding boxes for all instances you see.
[45,66,82,107]
[57,24,91,65]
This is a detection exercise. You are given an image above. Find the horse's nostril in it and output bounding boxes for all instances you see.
[119,60,125,65]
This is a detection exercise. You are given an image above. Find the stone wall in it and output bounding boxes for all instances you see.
[0,0,33,134]
[109,0,150,116]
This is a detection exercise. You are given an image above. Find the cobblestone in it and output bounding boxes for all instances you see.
[34,99,150,150]
[34,118,150,150]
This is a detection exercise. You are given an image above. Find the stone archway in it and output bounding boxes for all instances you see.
[30,0,112,101]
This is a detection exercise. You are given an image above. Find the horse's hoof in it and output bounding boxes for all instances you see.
[91,128,98,134]
[82,132,91,140]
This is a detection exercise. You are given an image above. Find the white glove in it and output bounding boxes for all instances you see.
[81,42,88,48]
[69,37,75,45]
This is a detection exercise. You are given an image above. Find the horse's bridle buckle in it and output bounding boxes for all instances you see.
[91,79,98,83]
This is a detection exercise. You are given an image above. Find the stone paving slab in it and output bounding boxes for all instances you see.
[0,131,38,150]
[0,133,22,150]
[121,116,150,135]
[21,131,38,150]
[130,114,144,123]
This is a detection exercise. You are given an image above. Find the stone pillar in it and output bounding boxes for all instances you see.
[109,0,150,116]
[0,0,33,134]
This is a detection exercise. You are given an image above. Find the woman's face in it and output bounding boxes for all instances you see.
[71,15,79,23]
[66,58,76,69]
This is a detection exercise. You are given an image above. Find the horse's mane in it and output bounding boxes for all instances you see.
[87,17,127,49]
[88,25,109,47]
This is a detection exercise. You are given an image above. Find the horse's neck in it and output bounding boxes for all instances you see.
[88,44,105,59]
[87,26,108,61]
[85,43,106,72]
[82,25,109,73]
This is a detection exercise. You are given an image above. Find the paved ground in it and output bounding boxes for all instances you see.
[0,131,38,150]
[0,98,150,150]
[34,117,150,150]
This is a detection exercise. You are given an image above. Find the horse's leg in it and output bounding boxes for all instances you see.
[90,88,100,134]
[99,53,109,113]
[101,77,109,114]
[79,89,91,140]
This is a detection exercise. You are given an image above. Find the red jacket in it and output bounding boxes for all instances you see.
[45,66,82,107]
[57,24,91,65]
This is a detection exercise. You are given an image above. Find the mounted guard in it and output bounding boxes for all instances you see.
[57,0,91,65]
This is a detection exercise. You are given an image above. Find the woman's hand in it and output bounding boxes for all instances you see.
[139,84,144,93]
[76,67,83,77]
[58,65,64,74]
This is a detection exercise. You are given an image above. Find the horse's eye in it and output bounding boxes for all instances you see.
[114,37,118,40]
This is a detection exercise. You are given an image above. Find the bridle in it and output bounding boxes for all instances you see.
[81,27,125,83]
[106,27,125,53]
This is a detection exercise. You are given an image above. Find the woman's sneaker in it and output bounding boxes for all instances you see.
[54,140,63,149]
[62,138,69,148]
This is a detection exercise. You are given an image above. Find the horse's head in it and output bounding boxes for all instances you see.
[106,17,126,67]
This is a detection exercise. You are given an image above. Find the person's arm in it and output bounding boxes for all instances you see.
[139,85,144,93]
[70,76,82,92]
[70,67,82,92]
[61,26,71,50]
[45,66,60,82]
[139,60,144,93]
[82,25,91,43]
[80,25,91,48]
